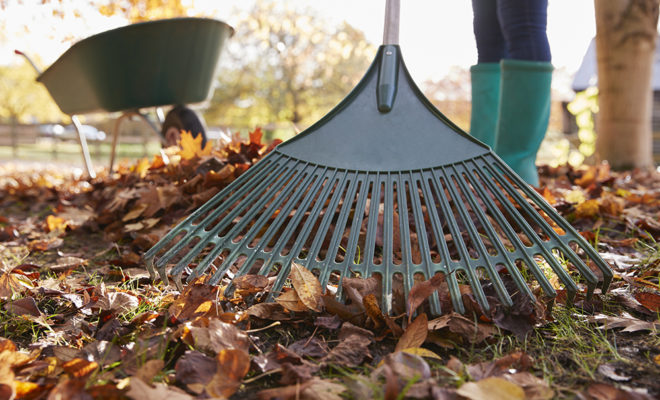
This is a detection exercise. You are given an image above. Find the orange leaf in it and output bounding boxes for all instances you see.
[363,293,384,327]
[178,130,212,160]
[634,292,660,313]
[395,313,428,352]
[62,358,98,378]
[206,348,250,398]
[249,127,263,145]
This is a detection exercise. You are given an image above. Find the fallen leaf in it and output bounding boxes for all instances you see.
[395,313,428,352]
[428,313,496,344]
[585,382,653,400]
[400,347,442,360]
[456,377,525,400]
[178,130,212,160]
[588,313,660,332]
[126,377,194,400]
[634,292,660,313]
[275,289,308,312]
[597,363,631,382]
[135,359,164,384]
[289,263,322,311]
[62,358,98,379]
[4,296,40,317]
[175,351,217,392]
[188,318,249,354]
[299,378,345,400]
[206,348,250,398]
[502,372,554,400]
[466,352,534,381]
[46,215,67,232]
[96,291,139,313]
[247,302,291,320]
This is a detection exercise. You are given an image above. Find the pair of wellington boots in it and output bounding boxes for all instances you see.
[469,60,553,187]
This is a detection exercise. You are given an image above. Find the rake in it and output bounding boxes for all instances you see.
[145,0,612,315]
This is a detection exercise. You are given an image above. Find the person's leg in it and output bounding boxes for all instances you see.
[470,0,506,147]
[494,0,553,186]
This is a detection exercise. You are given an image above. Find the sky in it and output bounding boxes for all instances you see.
[1,0,597,96]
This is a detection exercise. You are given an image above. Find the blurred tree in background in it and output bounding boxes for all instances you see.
[204,1,376,133]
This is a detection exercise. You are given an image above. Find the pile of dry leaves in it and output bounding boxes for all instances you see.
[0,131,658,399]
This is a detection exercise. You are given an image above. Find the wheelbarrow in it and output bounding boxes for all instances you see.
[16,17,234,178]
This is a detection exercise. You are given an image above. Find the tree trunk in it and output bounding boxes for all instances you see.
[594,0,659,169]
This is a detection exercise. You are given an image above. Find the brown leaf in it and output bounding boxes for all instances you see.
[189,318,249,354]
[428,313,496,344]
[175,351,217,391]
[257,380,313,400]
[588,313,660,332]
[322,294,363,323]
[206,348,250,399]
[289,263,322,311]
[456,377,525,400]
[275,289,308,312]
[501,372,553,400]
[363,293,384,327]
[4,296,40,317]
[322,326,372,367]
[233,274,269,290]
[467,352,534,381]
[395,313,428,352]
[342,276,380,307]
[406,273,446,319]
[135,359,164,384]
[0,271,32,300]
[47,379,93,400]
[247,302,292,320]
[585,382,653,400]
[634,291,660,313]
[126,377,193,400]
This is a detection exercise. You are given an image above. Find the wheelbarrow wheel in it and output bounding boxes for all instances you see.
[162,105,207,147]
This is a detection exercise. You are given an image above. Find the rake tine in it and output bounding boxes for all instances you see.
[223,165,322,292]
[380,174,395,315]
[361,173,381,279]
[268,171,351,300]
[203,162,312,285]
[153,157,285,272]
[431,168,481,312]
[335,173,370,293]
[319,172,360,294]
[407,174,442,315]
[492,158,613,293]
[266,171,340,275]
[181,160,301,283]
[450,163,514,308]
[396,174,415,309]
[460,161,537,301]
[422,171,465,314]
[436,167,492,312]
[482,156,601,298]
[144,156,273,261]
[475,157,578,303]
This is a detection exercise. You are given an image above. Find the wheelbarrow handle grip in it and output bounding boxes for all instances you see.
[14,50,42,75]
[383,0,400,45]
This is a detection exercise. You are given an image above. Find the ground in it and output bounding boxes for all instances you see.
[0,131,658,400]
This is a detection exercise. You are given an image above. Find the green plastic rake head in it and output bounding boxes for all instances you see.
[144,1,612,315]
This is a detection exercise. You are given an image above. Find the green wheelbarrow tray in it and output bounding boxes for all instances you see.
[37,17,234,115]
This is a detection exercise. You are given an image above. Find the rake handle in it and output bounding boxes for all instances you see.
[383,0,400,45]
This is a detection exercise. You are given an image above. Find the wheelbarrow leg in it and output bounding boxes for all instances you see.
[71,115,96,179]
[109,112,133,172]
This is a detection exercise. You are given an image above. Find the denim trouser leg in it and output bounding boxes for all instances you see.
[472,0,551,63]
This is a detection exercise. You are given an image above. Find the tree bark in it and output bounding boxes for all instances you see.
[594,0,659,169]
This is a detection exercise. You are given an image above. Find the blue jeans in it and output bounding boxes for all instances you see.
[472,0,551,63]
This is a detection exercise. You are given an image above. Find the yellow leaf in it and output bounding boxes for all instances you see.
[46,215,67,233]
[564,189,586,204]
[575,199,599,219]
[401,347,442,360]
[289,263,322,311]
[178,131,212,160]
[457,377,525,400]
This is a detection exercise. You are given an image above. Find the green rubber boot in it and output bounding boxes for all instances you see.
[469,63,500,147]
[495,59,553,187]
